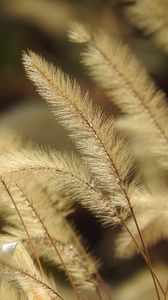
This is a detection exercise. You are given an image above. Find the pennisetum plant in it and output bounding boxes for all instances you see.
[0,1,168,299]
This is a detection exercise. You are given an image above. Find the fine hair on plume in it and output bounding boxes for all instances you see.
[0,1,168,299]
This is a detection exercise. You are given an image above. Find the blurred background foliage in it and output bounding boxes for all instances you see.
[0,0,168,297]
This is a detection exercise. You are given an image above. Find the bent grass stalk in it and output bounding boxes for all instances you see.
[15,184,83,300]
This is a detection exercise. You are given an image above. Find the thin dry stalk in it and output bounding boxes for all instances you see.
[1,179,44,276]
[15,184,83,300]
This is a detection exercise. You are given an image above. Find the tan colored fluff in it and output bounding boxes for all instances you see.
[68,22,91,44]
[115,191,168,258]
[123,0,168,54]
[0,242,59,300]
[68,23,168,298]
[69,25,168,177]
[1,9,168,300]
[0,281,27,300]
[0,143,131,228]
[0,166,99,291]
[22,51,140,222]
[69,24,168,137]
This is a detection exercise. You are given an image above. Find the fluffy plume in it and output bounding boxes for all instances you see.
[69,25,168,176]
[22,51,139,220]
[68,22,91,44]
[0,145,130,225]
[77,27,168,139]
[0,149,118,234]
[1,5,168,300]
[115,191,168,258]
[0,281,27,300]
[0,242,60,300]
[0,164,99,291]
[25,235,98,291]
[123,0,168,54]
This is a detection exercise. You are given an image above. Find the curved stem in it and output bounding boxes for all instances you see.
[115,210,165,297]
[16,184,82,300]
[95,286,104,300]
[1,179,44,276]
[64,220,113,300]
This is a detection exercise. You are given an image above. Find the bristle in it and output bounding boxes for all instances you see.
[115,191,168,258]
[0,242,60,300]
[70,25,168,176]
[81,30,168,142]
[0,281,27,300]
[0,161,100,291]
[22,51,137,217]
[0,147,131,225]
[68,22,91,43]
